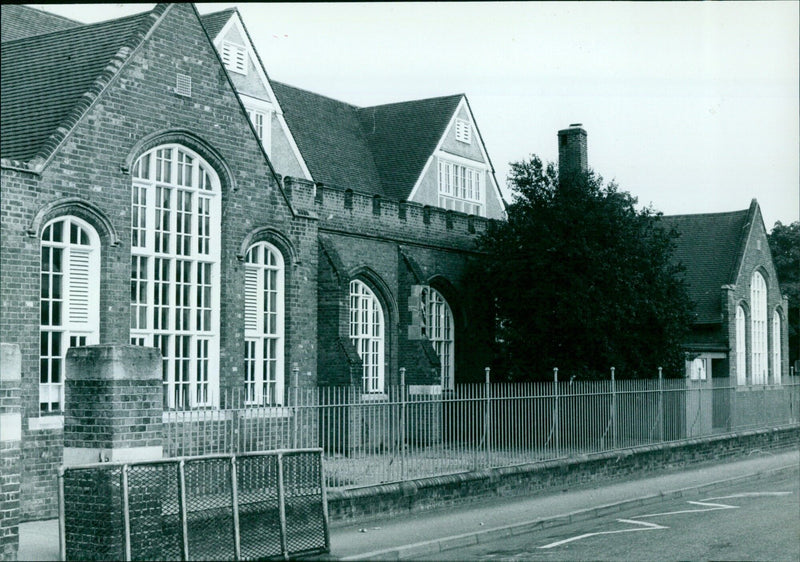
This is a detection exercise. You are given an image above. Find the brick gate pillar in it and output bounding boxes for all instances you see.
[0,343,22,560]
[63,345,162,465]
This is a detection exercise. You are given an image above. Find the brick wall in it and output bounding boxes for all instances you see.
[725,203,788,383]
[327,425,800,523]
[1,4,318,520]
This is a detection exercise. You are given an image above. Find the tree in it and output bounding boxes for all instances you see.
[767,221,799,371]
[472,155,694,381]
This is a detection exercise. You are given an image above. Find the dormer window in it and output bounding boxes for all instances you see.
[438,159,483,216]
[247,107,272,156]
[221,41,247,75]
[455,118,471,144]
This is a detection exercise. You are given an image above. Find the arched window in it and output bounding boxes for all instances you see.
[244,242,285,405]
[750,271,767,384]
[421,288,455,390]
[773,310,782,385]
[349,280,385,393]
[130,145,221,408]
[40,216,100,412]
[736,305,747,385]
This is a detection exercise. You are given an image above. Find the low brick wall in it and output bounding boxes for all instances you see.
[326,424,800,523]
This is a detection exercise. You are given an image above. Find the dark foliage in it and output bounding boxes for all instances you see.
[471,155,694,381]
[767,221,799,369]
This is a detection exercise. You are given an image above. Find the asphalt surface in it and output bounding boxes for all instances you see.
[428,467,800,561]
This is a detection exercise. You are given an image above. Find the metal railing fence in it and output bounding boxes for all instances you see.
[58,449,329,561]
[163,372,800,489]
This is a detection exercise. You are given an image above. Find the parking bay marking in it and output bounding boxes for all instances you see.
[539,491,792,550]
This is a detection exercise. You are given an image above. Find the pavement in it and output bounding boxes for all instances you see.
[17,448,799,561]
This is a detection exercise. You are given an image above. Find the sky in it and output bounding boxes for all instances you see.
[31,2,800,229]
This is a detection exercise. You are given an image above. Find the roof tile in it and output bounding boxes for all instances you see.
[663,208,751,324]
[1,11,154,162]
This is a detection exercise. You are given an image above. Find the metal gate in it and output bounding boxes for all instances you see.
[59,449,329,561]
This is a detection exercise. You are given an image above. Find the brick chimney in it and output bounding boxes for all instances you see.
[558,124,588,182]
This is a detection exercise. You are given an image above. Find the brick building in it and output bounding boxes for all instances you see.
[1,3,790,536]
[0,3,500,521]
[663,201,790,384]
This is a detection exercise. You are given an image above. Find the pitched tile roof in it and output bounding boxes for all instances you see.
[272,81,463,198]
[1,9,157,164]
[663,204,753,324]
[271,81,383,194]
[1,5,81,43]
[199,8,237,40]
[357,95,463,201]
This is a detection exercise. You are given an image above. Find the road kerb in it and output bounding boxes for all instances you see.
[339,463,798,561]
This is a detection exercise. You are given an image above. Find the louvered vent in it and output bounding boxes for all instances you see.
[244,267,259,333]
[221,41,247,75]
[68,249,91,324]
[455,118,471,144]
[175,73,192,97]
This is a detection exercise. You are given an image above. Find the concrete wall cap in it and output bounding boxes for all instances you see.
[66,344,162,380]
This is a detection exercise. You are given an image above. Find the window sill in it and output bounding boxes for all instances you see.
[29,415,64,431]
[163,406,291,422]
[360,393,388,402]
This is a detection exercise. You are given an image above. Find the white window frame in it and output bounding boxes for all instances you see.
[437,158,484,216]
[349,280,385,394]
[130,144,221,409]
[736,305,747,385]
[241,95,275,157]
[221,40,248,75]
[244,242,285,406]
[772,309,782,385]
[247,108,272,156]
[455,118,472,144]
[40,216,101,413]
[750,271,768,385]
[421,288,455,390]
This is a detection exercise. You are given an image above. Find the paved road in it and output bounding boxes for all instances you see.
[426,468,800,561]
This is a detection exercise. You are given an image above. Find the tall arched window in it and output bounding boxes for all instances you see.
[244,242,285,405]
[773,310,782,385]
[421,288,455,390]
[735,305,746,385]
[750,271,767,384]
[40,216,100,412]
[130,145,221,408]
[349,280,385,393]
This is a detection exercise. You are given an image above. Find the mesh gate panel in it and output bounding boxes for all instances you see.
[184,458,235,561]
[282,451,327,555]
[237,455,283,560]
[127,463,182,561]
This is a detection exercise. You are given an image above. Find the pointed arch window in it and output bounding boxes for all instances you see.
[40,216,100,412]
[244,242,285,405]
[421,288,455,390]
[772,310,782,385]
[750,272,767,384]
[736,305,747,386]
[349,280,385,394]
[130,145,221,408]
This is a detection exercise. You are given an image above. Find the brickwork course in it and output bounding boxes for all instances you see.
[0,1,792,531]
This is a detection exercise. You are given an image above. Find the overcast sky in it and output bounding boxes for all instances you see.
[32,2,799,229]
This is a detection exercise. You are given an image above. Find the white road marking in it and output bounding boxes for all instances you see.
[538,491,792,550]
[538,519,667,549]
[702,492,792,501]
[634,500,739,519]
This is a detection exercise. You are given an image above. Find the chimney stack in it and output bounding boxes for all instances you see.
[558,124,588,182]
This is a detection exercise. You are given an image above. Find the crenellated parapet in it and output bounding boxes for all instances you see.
[283,176,493,251]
